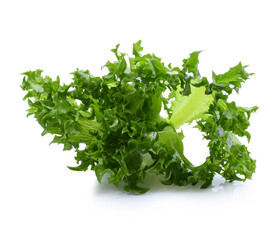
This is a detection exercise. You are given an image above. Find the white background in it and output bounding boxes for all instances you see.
[0,0,279,239]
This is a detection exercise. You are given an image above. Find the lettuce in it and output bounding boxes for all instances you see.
[21,41,258,193]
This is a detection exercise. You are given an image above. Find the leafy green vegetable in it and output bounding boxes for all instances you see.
[21,41,258,193]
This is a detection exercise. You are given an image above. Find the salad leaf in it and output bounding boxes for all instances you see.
[21,41,258,193]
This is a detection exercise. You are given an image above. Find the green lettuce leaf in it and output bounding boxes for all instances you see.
[21,41,258,193]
